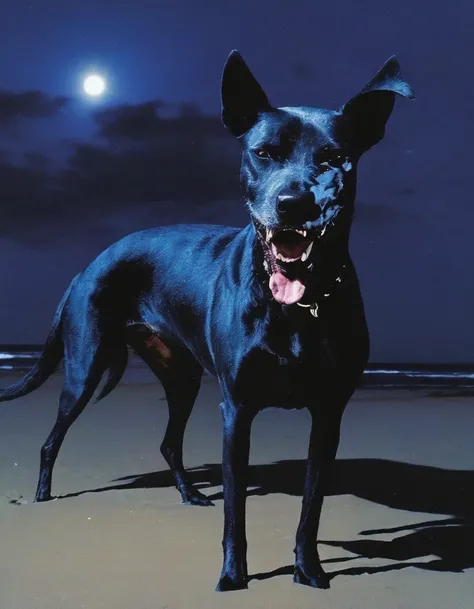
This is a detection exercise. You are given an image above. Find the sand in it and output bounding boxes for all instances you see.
[0,366,473,609]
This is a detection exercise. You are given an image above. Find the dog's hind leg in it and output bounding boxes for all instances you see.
[160,361,212,506]
[128,326,211,506]
[35,314,112,502]
[35,374,103,502]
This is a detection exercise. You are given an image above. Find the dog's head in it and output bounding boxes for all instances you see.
[221,51,414,306]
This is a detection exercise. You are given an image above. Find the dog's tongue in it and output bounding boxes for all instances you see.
[269,271,306,304]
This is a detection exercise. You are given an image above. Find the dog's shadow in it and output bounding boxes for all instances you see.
[61,458,474,582]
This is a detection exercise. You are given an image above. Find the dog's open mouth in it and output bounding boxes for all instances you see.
[268,229,314,263]
[256,224,317,305]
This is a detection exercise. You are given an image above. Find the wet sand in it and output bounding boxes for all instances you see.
[0,367,473,609]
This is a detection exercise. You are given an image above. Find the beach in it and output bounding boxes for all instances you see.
[0,367,473,609]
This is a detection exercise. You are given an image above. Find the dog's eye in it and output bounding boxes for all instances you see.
[254,147,272,160]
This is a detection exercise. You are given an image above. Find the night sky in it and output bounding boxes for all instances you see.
[0,0,472,363]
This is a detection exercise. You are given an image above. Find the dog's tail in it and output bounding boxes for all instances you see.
[0,277,77,402]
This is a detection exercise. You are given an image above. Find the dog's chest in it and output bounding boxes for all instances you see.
[234,349,334,409]
[232,321,338,409]
[265,310,331,362]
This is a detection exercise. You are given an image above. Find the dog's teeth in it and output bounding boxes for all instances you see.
[302,230,307,237]
[275,252,298,263]
[301,241,314,262]
[266,229,274,241]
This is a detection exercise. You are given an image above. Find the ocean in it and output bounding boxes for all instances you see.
[1,345,474,389]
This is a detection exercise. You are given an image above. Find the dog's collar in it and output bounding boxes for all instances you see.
[296,301,320,317]
[295,264,347,318]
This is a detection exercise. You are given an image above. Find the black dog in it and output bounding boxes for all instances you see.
[0,51,414,591]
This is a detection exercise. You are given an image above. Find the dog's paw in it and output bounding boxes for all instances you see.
[215,573,248,592]
[181,488,214,507]
[293,563,330,589]
[34,492,53,503]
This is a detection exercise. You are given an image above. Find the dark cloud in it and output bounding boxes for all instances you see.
[0,98,242,243]
[94,100,226,142]
[0,90,68,127]
[64,101,241,207]
[94,101,164,142]
[22,151,53,171]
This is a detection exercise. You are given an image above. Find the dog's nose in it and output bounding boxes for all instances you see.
[276,191,320,222]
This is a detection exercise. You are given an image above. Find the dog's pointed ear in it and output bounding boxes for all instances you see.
[340,56,415,153]
[221,50,273,138]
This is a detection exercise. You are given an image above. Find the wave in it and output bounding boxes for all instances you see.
[1,348,473,388]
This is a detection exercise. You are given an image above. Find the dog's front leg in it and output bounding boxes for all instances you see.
[216,401,255,592]
[293,407,344,589]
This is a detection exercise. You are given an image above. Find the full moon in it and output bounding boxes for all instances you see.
[83,74,106,97]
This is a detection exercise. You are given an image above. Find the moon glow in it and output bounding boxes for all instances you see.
[83,74,106,97]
